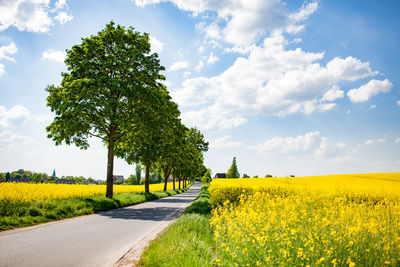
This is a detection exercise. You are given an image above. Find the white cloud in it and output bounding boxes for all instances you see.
[395,138,400,144]
[0,0,72,33]
[396,100,400,106]
[54,12,73,24]
[0,105,50,127]
[365,138,386,145]
[0,42,18,61]
[369,104,376,110]
[0,105,31,127]
[183,71,191,78]
[249,131,344,158]
[170,60,189,71]
[149,36,164,53]
[210,135,242,149]
[0,42,18,76]
[172,33,381,130]
[134,0,318,46]
[42,49,66,63]
[198,46,204,53]
[195,60,204,71]
[55,0,67,10]
[207,52,219,65]
[181,105,247,130]
[347,79,393,103]
[321,85,344,102]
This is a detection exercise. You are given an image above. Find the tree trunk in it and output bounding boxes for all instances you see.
[172,172,175,190]
[184,178,186,188]
[178,178,181,190]
[162,166,170,191]
[145,163,150,193]
[106,125,116,198]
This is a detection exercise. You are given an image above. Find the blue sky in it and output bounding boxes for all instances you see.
[0,0,399,179]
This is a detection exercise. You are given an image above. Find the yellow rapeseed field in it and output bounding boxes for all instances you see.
[0,182,176,202]
[209,173,400,266]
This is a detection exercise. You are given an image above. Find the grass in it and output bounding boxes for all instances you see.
[139,183,214,267]
[0,187,190,231]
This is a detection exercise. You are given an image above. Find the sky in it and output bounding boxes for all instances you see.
[0,0,399,179]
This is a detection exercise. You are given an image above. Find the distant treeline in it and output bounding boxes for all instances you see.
[0,168,166,185]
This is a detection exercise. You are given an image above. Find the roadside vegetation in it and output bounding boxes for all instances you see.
[140,173,400,266]
[139,183,214,267]
[0,183,192,231]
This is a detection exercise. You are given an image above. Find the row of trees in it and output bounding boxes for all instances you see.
[46,22,208,198]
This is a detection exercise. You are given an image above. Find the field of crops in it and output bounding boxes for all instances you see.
[0,182,176,202]
[209,173,400,266]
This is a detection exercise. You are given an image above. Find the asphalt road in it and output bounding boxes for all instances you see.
[0,182,201,267]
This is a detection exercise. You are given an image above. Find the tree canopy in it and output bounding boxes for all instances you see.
[46,22,166,198]
[226,157,240,178]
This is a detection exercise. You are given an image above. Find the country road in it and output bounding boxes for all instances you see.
[0,182,201,267]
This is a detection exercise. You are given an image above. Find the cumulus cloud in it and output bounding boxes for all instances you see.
[195,60,204,71]
[321,85,344,102]
[0,105,50,127]
[172,33,383,130]
[207,52,219,65]
[0,42,18,62]
[395,137,400,144]
[0,42,18,76]
[135,0,318,46]
[0,105,31,127]
[396,100,400,106]
[42,49,66,63]
[54,11,73,24]
[0,0,72,32]
[170,60,189,71]
[210,135,242,149]
[347,79,393,103]
[149,36,164,53]
[249,131,346,158]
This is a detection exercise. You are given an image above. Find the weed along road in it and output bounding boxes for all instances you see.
[0,183,201,267]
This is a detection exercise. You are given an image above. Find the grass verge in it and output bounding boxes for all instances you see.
[139,183,214,267]
[0,186,191,231]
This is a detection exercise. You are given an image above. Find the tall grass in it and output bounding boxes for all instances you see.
[0,188,188,231]
[139,184,214,267]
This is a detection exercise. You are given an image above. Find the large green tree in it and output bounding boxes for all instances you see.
[226,157,240,178]
[46,22,165,198]
[115,84,179,193]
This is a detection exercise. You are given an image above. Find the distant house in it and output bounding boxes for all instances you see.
[113,175,124,184]
[214,173,226,179]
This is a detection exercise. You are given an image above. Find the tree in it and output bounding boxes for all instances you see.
[202,168,212,183]
[115,84,180,193]
[226,157,240,178]
[135,164,142,185]
[46,22,165,198]
[52,169,56,178]
[33,173,42,183]
[5,172,10,181]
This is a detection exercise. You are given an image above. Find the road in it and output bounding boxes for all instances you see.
[0,182,201,267]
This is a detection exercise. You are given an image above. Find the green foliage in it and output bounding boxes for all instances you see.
[0,189,188,231]
[5,172,10,181]
[46,21,166,198]
[264,174,273,177]
[32,173,42,184]
[226,157,240,178]
[202,168,212,183]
